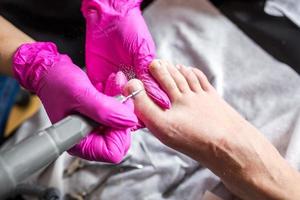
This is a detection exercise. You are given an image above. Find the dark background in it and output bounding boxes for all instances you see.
[0,0,299,74]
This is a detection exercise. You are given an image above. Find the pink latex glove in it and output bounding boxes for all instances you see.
[69,71,134,163]
[82,0,171,108]
[13,42,137,163]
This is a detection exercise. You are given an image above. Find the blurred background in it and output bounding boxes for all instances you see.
[0,0,299,74]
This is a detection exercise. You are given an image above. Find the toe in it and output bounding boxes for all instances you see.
[163,61,190,93]
[178,65,202,92]
[191,68,212,92]
[149,59,181,102]
[124,79,163,125]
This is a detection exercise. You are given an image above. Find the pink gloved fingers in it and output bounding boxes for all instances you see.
[76,88,138,128]
[104,71,134,120]
[13,42,59,92]
[82,0,172,110]
[83,4,119,87]
[68,71,134,162]
[105,71,146,129]
[104,71,135,113]
[104,71,128,97]
[13,42,138,163]
[36,53,138,128]
[68,127,131,163]
[104,71,143,129]
[137,71,171,109]
[13,42,137,127]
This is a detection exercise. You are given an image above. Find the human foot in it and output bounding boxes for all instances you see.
[124,60,300,200]
[124,59,250,161]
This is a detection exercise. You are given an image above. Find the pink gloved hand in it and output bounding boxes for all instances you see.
[69,71,134,163]
[82,0,171,108]
[13,42,138,163]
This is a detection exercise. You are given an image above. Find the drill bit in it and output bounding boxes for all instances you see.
[115,89,144,103]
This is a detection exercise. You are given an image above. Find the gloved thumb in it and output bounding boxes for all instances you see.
[136,60,171,109]
[76,86,138,129]
[104,71,128,97]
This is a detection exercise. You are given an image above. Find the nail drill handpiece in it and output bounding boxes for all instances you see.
[0,91,143,198]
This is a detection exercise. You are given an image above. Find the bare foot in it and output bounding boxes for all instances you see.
[124,60,300,200]
[125,60,254,163]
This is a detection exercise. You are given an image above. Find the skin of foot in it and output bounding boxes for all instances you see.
[124,60,300,200]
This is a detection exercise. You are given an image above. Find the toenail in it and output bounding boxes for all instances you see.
[150,60,162,72]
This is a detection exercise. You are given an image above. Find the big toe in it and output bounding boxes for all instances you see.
[124,79,162,123]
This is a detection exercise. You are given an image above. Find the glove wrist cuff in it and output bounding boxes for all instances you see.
[12,42,60,92]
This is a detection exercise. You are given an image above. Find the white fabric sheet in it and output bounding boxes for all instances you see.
[265,0,300,27]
